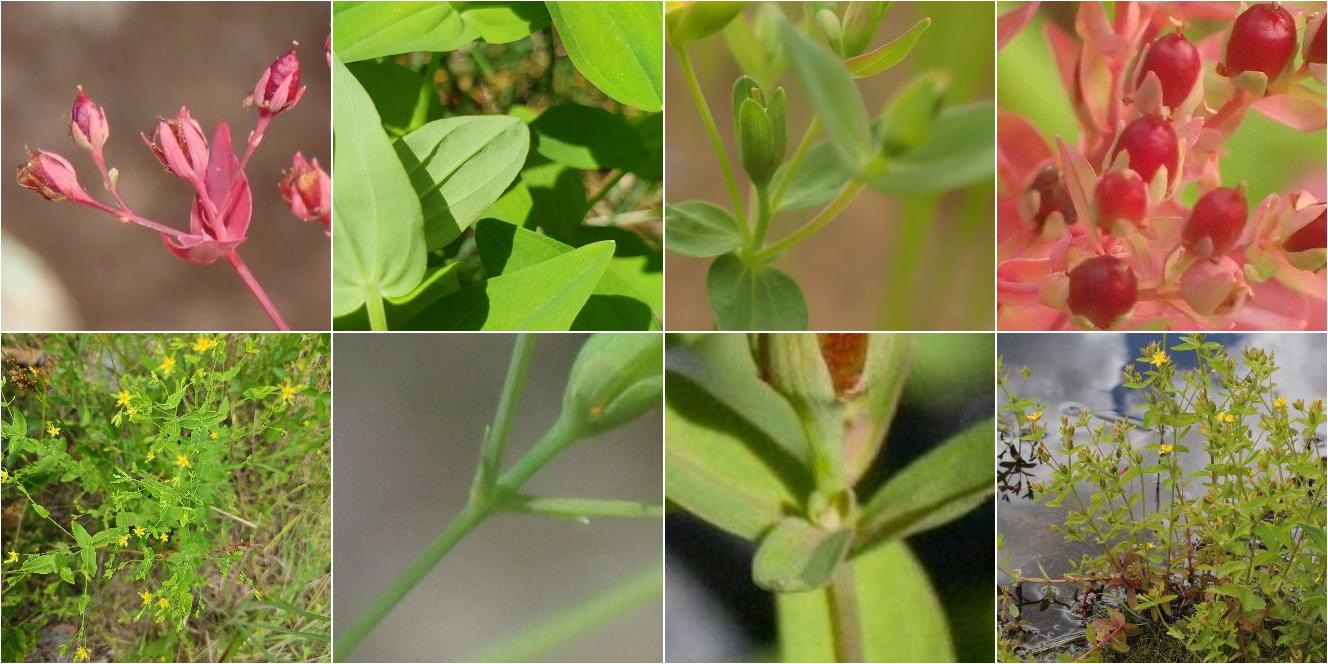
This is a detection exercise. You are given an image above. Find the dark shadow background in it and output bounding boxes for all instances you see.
[2,2,330,330]
[333,333,663,662]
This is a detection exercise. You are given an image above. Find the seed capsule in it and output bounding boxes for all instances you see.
[1182,186,1247,257]
[1222,3,1297,81]
[1137,32,1201,109]
[1067,255,1138,329]
[1113,115,1179,187]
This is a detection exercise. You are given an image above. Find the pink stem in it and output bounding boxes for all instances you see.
[78,198,186,238]
[227,251,290,330]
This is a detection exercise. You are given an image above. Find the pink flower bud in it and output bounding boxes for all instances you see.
[69,86,109,154]
[1179,256,1251,317]
[142,108,209,180]
[279,152,330,233]
[249,44,306,116]
[16,149,90,202]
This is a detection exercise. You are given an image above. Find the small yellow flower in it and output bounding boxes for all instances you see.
[1159,444,1175,455]
[127,405,140,418]
[1,468,8,482]
[1025,411,1043,422]
[73,646,89,662]
[279,382,297,404]
[209,431,218,440]
[159,356,176,376]
[1146,542,1156,549]
[145,450,155,462]
[46,423,60,437]
[115,389,132,406]
[193,336,217,353]
[1274,396,1287,409]
[118,535,129,547]
[175,454,190,468]
[1218,412,1237,423]
[157,596,169,609]
[158,532,169,543]
[1150,350,1170,366]
[6,550,17,563]
[139,590,153,605]
[133,526,145,538]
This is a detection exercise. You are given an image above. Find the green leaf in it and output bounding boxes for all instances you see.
[665,201,744,257]
[456,1,550,43]
[777,539,954,662]
[753,517,853,592]
[396,115,530,250]
[528,104,650,172]
[58,566,75,585]
[474,219,660,330]
[72,521,95,577]
[347,60,444,137]
[665,0,744,45]
[773,142,850,213]
[179,410,226,430]
[332,56,427,320]
[855,418,994,552]
[546,1,663,111]
[664,372,813,540]
[407,241,615,330]
[707,254,808,330]
[20,553,57,575]
[868,101,995,195]
[845,17,930,77]
[333,1,478,62]
[779,14,872,173]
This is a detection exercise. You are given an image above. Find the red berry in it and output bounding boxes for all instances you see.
[1113,115,1179,186]
[1094,170,1148,231]
[1183,187,1247,257]
[1223,3,1297,80]
[1308,14,1326,65]
[1026,165,1077,229]
[1138,32,1201,109]
[1284,210,1327,252]
[1067,256,1138,329]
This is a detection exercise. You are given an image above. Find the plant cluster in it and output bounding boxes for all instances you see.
[332,1,663,331]
[335,333,662,661]
[1,334,330,662]
[15,44,329,331]
[665,1,994,330]
[998,1,1326,330]
[666,333,993,661]
[998,336,1327,662]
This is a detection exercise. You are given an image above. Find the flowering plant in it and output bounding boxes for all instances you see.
[16,43,329,330]
[997,2,1326,330]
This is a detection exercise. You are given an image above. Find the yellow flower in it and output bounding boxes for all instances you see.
[158,532,169,543]
[118,535,129,547]
[1,468,8,482]
[175,454,190,468]
[133,526,145,538]
[145,450,155,462]
[1150,350,1170,366]
[127,405,140,418]
[46,423,60,437]
[159,356,176,376]
[1025,411,1043,422]
[1218,412,1237,423]
[1274,396,1287,409]
[139,590,153,605]
[193,337,216,353]
[279,382,297,404]
[157,596,169,609]
[209,431,218,440]
[116,389,132,406]
[1159,444,1174,455]
[6,550,17,563]
[73,646,89,662]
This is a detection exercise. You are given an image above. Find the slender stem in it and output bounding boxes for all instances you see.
[410,52,443,131]
[584,170,626,214]
[827,565,864,663]
[226,252,290,330]
[333,501,489,661]
[771,115,821,209]
[364,294,388,332]
[474,334,536,498]
[504,495,663,521]
[756,181,866,261]
[494,416,580,494]
[79,199,186,238]
[672,44,747,224]
[751,183,773,254]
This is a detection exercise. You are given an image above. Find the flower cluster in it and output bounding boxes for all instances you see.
[15,43,330,330]
[998,2,1325,330]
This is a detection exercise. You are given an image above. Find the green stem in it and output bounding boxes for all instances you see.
[474,334,536,499]
[409,52,442,131]
[770,115,821,209]
[880,195,938,329]
[827,565,864,663]
[467,564,663,662]
[495,416,581,494]
[504,495,663,521]
[365,294,388,332]
[750,183,773,255]
[672,44,747,226]
[756,181,866,261]
[584,170,626,215]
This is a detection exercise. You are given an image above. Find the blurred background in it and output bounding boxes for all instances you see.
[2,2,330,330]
[665,333,996,662]
[333,333,662,662]
[665,2,995,330]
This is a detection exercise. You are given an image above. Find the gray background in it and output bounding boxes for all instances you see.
[332,333,662,662]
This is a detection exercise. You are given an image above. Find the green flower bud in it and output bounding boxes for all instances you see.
[732,76,787,187]
[666,1,745,46]
[813,8,845,56]
[841,1,890,57]
[879,70,949,157]
[561,333,662,436]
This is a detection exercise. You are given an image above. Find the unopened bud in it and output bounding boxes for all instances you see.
[279,152,331,234]
[561,334,662,437]
[732,76,786,187]
[69,86,109,154]
[17,149,89,203]
[665,1,744,46]
[142,107,209,180]
[1179,256,1252,316]
[249,44,306,116]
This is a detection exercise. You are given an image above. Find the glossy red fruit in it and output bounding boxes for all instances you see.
[1284,210,1327,252]
[1026,165,1077,228]
[1223,3,1297,80]
[1113,115,1179,186]
[1094,170,1148,231]
[1138,32,1201,109]
[1067,256,1138,329]
[1183,187,1247,257]
[1308,14,1326,65]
